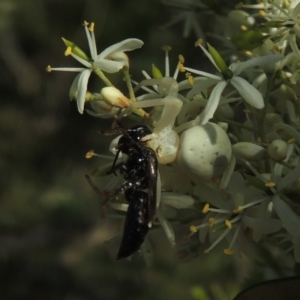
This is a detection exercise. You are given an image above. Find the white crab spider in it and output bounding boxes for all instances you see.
[126,77,183,164]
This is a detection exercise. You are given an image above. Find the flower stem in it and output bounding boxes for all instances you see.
[93,68,114,87]
[123,67,136,102]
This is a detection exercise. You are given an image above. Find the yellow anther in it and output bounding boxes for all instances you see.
[64,46,72,56]
[162,45,171,51]
[208,218,215,227]
[178,54,185,64]
[46,65,52,72]
[89,22,95,32]
[259,10,266,17]
[224,248,234,255]
[265,181,276,187]
[225,220,232,229]
[287,138,296,144]
[195,39,203,47]
[244,50,253,57]
[204,249,210,254]
[273,44,281,52]
[188,75,194,85]
[235,2,243,9]
[178,63,185,72]
[233,206,243,214]
[202,203,210,213]
[190,225,198,233]
[83,20,89,26]
[86,150,95,158]
[241,25,248,31]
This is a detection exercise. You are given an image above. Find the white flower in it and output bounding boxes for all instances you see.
[244,144,300,240]
[48,21,143,114]
[183,42,283,124]
[241,0,300,57]
[190,172,279,256]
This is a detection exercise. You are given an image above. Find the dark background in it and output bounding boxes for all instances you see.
[0,0,293,299]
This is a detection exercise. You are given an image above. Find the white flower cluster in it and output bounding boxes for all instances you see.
[48,1,300,264]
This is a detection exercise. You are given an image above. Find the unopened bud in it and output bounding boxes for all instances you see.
[268,139,288,161]
[232,142,266,160]
[101,87,129,108]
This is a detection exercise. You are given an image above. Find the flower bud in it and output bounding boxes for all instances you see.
[108,52,129,67]
[152,64,163,79]
[207,43,228,73]
[268,139,288,161]
[264,113,283,126]
[232,142,266,160]
[101,87,129,108]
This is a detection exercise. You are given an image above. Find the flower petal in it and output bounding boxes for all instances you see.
[161,192,194,208]
[156,206,175,247]
[242,215,281,234]
[199,80,227,125]
[77,69,92,113]
[97,38,144,59]
[273,195,300,238]
[278,163,300,191]
[230,55,283,75]
[93,59,125,73]
[230,76,264,109]
[186,77,221,99]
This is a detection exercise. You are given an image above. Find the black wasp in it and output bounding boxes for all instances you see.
[87,122,158,260]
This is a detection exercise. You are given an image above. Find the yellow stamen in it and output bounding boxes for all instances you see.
[89,22,95,32]
[287,138,296,144]
[162,45,171,51]
[86,150,94,158]
[46,65,52,72]
[178,63,185,72]
[241,25,248,31]
[259,10,266,17]
[190,225,198,233]
[224,248,234,255]
[208,218,215,227]
[235,2,243,9]
[273,44,281,52]
[195,39,203,47]
[83,20,89,26]
[188,75,194,85]
[202,204,210,213]
[244,50,253,57]
[64,46,72,56]
[265,181,276,187]
[179,54,185,64]
[225,220,232,229]
[233,206,243,214]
